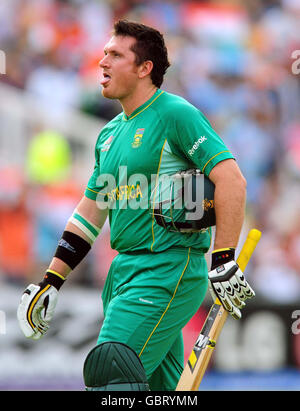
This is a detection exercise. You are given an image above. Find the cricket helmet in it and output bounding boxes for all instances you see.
[151,169,215,233]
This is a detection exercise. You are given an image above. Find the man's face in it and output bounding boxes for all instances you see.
[99,35,141,100]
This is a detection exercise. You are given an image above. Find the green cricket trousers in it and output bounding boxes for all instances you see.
[97,246,208,391]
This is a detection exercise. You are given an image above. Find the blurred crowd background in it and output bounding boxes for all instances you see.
[0,0,300,390]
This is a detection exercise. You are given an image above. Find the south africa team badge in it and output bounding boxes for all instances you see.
[132,128,145,148]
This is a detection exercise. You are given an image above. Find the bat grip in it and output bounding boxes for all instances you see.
[236,228,261,272]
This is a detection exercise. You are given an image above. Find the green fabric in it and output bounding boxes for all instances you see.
[97,247,208,391]
[84,88,234,254]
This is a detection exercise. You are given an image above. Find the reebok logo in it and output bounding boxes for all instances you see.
[188,136,207,156]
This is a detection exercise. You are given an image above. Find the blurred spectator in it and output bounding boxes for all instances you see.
[25,129,72,185]
[0,168,33,283]
[222,92,278,207]
[27,180,83,284]
[24,129,85,282]
[25,53,82,122]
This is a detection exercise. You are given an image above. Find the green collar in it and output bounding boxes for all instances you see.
[122,89,164,121]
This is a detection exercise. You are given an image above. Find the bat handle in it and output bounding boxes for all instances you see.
[236,228,261,272]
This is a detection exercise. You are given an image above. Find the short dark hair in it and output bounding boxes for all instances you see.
[113,19,170,88]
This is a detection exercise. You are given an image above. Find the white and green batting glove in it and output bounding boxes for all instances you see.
[17,271,65,340]
[208,248,255,320]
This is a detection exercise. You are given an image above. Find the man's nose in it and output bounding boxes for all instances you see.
[99,55,109,68]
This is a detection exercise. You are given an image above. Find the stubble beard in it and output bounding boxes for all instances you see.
[101,82,136,104]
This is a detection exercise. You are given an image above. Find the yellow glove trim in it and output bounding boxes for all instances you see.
[46,269,66,281]
[212,247,235,254]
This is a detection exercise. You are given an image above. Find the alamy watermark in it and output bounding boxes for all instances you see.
[0,310,6,335]
[291,310,300,335]
[94,167,207,221]
[291,50,300,75]
[0,50,6,75]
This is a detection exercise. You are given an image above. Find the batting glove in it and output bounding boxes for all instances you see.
[17,271,65,340]
[208,248,255,320]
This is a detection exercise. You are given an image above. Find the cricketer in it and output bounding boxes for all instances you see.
[17,20,255,391]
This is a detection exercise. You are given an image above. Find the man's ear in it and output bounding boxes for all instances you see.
[138,60,153,79]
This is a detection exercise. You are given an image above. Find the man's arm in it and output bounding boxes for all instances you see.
[48,196,108,279]
[208,158,247,250]
[207,159,254,320]
[17,195,107,339]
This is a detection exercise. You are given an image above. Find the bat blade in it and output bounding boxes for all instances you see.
[176,228,261,391]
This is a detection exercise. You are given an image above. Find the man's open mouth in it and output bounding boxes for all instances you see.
[101,73,111,86]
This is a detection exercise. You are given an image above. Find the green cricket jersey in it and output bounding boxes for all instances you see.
[85,89,234,253]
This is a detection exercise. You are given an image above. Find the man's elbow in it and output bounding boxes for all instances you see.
[231,170,247,201]
[228,161,247,192]
[239,172,247,192]
[209,159,247,192]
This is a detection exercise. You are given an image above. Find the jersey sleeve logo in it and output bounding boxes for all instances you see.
[101,135,115,152]
[131,128,145,148]
[188,136,207,156]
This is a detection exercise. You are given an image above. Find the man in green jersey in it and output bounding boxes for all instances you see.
[17,20,254,391]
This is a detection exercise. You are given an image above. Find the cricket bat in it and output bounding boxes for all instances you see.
[176,228,262,391]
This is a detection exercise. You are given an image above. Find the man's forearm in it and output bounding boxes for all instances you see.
[213,177,246,250]
[47,196,108,280]
[17,197,108,340]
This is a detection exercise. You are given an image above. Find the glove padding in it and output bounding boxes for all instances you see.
[208,260,255,320]
[17,283,58,340]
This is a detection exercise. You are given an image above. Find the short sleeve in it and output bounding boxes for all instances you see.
[84,136,102,201]
[169,103,235,176]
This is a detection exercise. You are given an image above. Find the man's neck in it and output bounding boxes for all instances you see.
[120,84,158,117]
